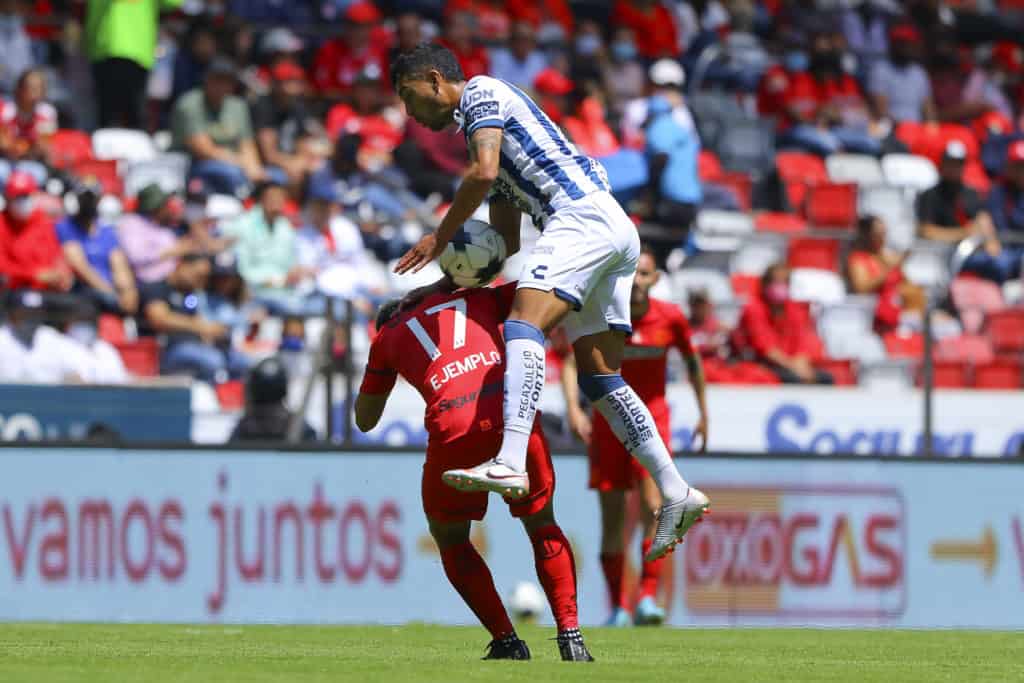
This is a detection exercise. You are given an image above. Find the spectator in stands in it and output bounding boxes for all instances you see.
[622,59,692,151]
[230,355,316,442]
[312,2,388,99]
[508,0,573,42]
[222,180,304,315]
[645,92,701,264]
[0,170,70,293]
[62,302,128,384]
[57,182,138,315]
[687,288,729,360]
[390,12,426,63]
[0,68,55,184]
[611,0,679,61]
[848,215,925,334]
[86,0,181,129]
[440,11,490,81]
[869,24,937,125]
[490,21,548,90]
[917,141,994,244]
[325,66,405,173]
[840,0,892,80]
[601,26,646,119]
[117,184,192,284]
[444,0,509,42]
[393,119,465,203]
[203,250,260,341]
[172,58,267,197]
[0,0,36,96]
[963,140,1024,283]
[140,252,249,383]
[532,68,574,125]
[170,21,219,103]
[732,263,833,385]
[0,290,82,383]
[958,42,1020,125]
[253,59,321,188]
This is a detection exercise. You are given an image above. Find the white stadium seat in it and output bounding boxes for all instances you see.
[92,128,158,164]
[730,236,785,275]
[881,153,939,193]
[790,267,846,306]
[826,153,884,186]
[671,268,734,304]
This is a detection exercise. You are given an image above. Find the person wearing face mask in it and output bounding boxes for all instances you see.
[731,263,833,385]
[610,0,679,61]
[601,26,646,116]
[0,290,85,383]
[917,141,993,244]
[490,21,549,91]
[961,140,1024,284]
[0,170,72,294]
[868,24,937,125]
[61,303,128,384]
[56,182,138,315]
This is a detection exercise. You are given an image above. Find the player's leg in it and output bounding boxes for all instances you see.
[634,474,667,626]
[596,489,632,626]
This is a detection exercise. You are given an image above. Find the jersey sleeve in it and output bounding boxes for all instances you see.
[460,76,510,137]
[359,328,398,395]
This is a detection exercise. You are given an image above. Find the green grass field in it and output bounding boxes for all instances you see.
[1,624,1020,683]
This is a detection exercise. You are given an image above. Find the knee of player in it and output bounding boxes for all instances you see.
[578,373,626,402]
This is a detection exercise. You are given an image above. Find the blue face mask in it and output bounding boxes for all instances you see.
[279,335,304,352]
[611,42,637,62]
[575,34,602,57]
[784,51,809,72]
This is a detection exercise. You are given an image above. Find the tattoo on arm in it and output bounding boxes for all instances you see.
[469,129,502,161]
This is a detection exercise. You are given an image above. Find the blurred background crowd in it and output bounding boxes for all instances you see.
[3,0,1024,410]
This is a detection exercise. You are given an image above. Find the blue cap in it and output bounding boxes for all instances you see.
[307,174,338,204]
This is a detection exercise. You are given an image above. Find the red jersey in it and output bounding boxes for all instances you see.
[360,283,517,444]
[312,40,389,95]
[731,297,825,361]
[620,298,695,416]
[610,0,679,60]
[0,209,65,290]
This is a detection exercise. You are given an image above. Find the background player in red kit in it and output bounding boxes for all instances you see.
[355,281,593,662]
[561,244,709,626]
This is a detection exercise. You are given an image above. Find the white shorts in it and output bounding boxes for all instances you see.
[517,191,641,343]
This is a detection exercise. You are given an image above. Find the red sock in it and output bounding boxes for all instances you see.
[639,538,666,599]
[439,541,515,640]
[599,551,626,610]
[529,524,579,631]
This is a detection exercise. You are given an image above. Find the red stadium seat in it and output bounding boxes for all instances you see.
[98,314,126,345]
[921,360,970,388]
[787,237,840,271]
[934,334,994,365]
[716,171,752,211]
[897,122,979,164]
[755,211,807,234]
[973,359,1022,389]
[963,160,992,195]
[50,129,94,170]
[114,338,159,377]
[804,182,857,229]
[950,274,1004,334]
[73,158,124,197]
[698,150,724,182]
[730,272,760,300]
[776,151,828,210]
[215,380,246,410]
[816,358,857,386]
[986,309,1024,354]
[883,331,925,359]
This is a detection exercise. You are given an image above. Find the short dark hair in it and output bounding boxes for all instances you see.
[639,242,657,261]
[390,43,464,88]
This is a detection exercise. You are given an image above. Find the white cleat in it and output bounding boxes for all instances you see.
[442,459,531,499]
[645,487,710,562]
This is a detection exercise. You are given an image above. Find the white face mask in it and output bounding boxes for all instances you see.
[10,196,35,220]
[67,322,98,347]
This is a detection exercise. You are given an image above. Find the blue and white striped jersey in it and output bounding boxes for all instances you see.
[455,75,610,228]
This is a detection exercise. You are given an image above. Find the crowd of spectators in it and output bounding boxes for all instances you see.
[1,0,1024,396]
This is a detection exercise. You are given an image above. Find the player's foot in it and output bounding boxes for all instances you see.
[482,634,531,661]
[645,487,710,562]
[443,459,530,499]
[633,596,665,626]
[556,628,595,662]
[603,607,632,627]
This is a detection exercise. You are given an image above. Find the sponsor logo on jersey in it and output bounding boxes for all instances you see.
[429,351,502,391]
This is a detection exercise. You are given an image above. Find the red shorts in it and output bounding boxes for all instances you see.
[588,409,671,491]
[423,420,555,523]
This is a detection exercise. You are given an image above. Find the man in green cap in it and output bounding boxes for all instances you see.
[116,183,192,284]
[86,0,183,129]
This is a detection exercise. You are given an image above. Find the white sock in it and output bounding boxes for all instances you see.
[582,374,689,502]
[496,320,546,472]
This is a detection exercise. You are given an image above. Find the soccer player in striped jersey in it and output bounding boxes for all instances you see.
[390,44,708,561]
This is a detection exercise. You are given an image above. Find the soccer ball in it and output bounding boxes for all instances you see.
[439,219,507,288]
[508,581,546,623]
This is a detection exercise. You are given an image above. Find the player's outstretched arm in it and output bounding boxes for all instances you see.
[394,127,503,274]
[683,352,709,453]
[355,392,389,433]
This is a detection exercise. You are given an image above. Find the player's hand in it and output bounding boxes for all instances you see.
[394,233,441,275]
[690,414,708,453]
[568,409,592,447]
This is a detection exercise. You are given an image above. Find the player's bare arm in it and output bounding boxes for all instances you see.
[394,127,503,275]
[488,197,522,256]
[355,392,390,432]
[683,352,709,452]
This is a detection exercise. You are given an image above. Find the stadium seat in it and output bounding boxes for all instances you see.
[985,309,1024,354]
[716,119,776,174]
[858,184,916,249]
[1004,279,1024,306]
[98,314,126,345]
[715,170,753,211]
[698,150,724,182]
[730,235,786,275]
[963,159,992,194]
[973,359,1022,389]
[903,247,951,290]
[114,338,160,377]
[804,182,857,229]
[818,302,873,338]
[922,360,970,388]
[73,159,124,197]
[754,212,807,234]
[934,334,995,365]
[950,275,1005,334]
[214,380,246,410]
[790,267,846,305]
[776,151,828,210]
[816,358,857,386]
[206,194,245,221]
[671,268,734,304]
[823,328,888,364]
[788,237,840,271]
[50,129,94,170]
[92,128,159,164]
[859,359,914,389]
[124,158,187,197]
[689,92,747,147]
[883,331,925,359]
[694,209,754,251]
[729,272,760,301]
[826,154,884,186]
[881,154,939,193]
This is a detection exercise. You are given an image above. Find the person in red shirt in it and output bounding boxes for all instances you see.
[325,66,405,167]
[439,11,491,81]
[354,282,593,662]
[444,0,510,42]
[731,263,833,384]
[507,0,574,40]
[312,2,390,99]
[560,245,708,627]
[610,0,680,61]
[0,171,71,292]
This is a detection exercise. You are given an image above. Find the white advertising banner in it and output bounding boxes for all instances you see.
[1,449,1023,628]
[353,382,1024,457]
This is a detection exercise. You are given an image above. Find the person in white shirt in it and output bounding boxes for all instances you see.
[62,305,128,384]
[0,290,82,383]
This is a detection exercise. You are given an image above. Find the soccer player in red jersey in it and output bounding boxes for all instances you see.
[355,281,593,662]
[561,245,709,626]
